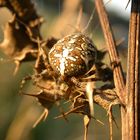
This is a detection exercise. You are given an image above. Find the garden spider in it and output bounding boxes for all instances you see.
[20,31,114,140]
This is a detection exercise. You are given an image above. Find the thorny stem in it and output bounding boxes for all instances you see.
[108,109,113,140]
[94,0,126,104]
[94,0,126,140]
[127,0,140,140]
[83,115,90,140]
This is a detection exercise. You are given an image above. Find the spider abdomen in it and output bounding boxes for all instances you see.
[48,33,97,77]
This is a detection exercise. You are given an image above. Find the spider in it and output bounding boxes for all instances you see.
[20,32,114,140]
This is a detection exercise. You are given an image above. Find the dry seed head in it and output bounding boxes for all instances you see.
[48,33,97,77]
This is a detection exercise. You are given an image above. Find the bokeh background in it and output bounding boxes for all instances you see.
[0,0,130,140]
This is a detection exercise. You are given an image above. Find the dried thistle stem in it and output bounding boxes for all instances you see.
[94,0,126,104]
[126,0,140,139]
[94,0,127,140]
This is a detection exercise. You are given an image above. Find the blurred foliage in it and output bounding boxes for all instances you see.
[0,0,128,140]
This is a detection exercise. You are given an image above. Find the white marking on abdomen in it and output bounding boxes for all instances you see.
[60,58,65,75]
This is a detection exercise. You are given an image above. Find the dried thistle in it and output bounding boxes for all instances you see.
[0,0,122,140]
[20,30,119,140]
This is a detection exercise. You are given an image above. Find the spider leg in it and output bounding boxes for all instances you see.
[55,100,69,122]
[19,70,48,94]
[55,105,85,119]
[34,37,56,78]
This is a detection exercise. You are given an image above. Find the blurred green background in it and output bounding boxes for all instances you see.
[0,0,129,140]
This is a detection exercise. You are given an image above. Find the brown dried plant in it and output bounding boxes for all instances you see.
[0,0,122,140]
